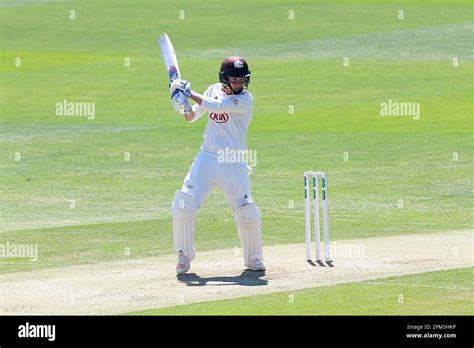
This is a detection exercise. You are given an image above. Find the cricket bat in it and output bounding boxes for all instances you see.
[158,33,190,114]
[158,33,181,84]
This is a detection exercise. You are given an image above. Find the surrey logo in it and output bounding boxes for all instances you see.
[210,112,229,123]
[234,60,244,68]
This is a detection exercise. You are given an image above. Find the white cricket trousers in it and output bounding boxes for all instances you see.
[181,150,254,211]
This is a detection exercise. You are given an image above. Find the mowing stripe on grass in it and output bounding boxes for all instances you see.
[365,281,472,291]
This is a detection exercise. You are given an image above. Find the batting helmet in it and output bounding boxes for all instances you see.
[218,56,251,94]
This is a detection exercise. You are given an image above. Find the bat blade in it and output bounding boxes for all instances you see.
[158,33,181,83]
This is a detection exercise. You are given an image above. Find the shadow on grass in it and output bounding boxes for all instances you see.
[177,270,267,287]
[307,260,334,267]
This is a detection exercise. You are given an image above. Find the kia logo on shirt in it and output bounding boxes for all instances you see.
[210,112,229,123]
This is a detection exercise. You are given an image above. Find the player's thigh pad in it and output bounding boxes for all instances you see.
[172,190,197,259]
[234,203,263,265]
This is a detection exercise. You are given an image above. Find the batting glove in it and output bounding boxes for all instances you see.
[171,91,192,115]
[170,79,192,98]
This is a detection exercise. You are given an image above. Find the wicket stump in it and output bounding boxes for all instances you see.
[304,171,332,263]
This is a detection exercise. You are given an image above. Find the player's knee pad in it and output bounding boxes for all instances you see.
[172,190,197,217]
[234,202,261,229]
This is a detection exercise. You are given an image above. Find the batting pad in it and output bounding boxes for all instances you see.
[172,190,197,260]
[234,203,263,267]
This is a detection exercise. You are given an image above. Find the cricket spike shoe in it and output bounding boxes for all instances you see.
[248,259,266,271]
[176,250,191,274]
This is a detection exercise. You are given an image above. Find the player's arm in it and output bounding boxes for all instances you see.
[183,111,194,121]
[171,80,250,114]
[183,92,208,122]
[175,97,199,122]
[184,105,200,122]
[189,92,204,106]
[189,91,250,114]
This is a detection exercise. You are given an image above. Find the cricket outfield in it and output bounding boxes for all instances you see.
[0,0,472,316]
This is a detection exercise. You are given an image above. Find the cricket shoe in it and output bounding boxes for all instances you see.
[176,251,191,274]
[248,259,266,271]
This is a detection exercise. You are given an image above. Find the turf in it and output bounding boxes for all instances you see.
[0,0,472,282]
[130,267,474,315]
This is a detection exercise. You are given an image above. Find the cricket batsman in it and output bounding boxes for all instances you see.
[169,56,265,274]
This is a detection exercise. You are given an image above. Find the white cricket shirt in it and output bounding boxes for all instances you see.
[190,83,253,153]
